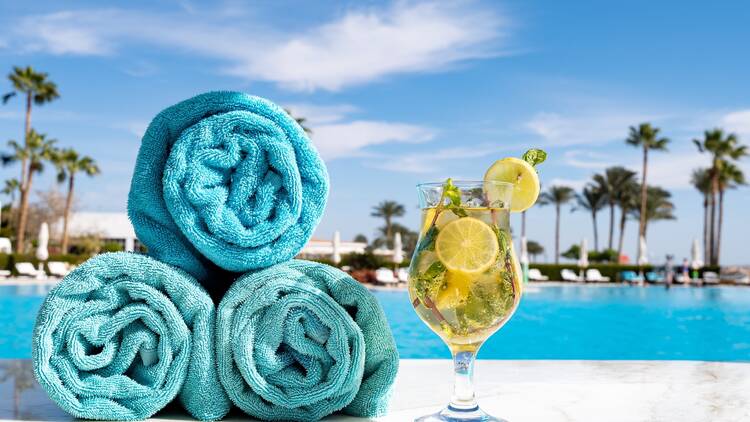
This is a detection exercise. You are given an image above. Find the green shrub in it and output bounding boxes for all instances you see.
[102,242,125,253]
[304,252,410,270]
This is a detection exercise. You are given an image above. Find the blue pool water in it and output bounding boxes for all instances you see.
[2,284,749,361]
[375,285,750,361]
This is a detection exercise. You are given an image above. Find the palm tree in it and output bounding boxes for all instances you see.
[371,200,405,248]
[53,148,100,253]
[3,66,60,189]
[615,178,639,260]
[2,178,20,232]
[593,166,638,249]
[2,130,57,252]
[691,168,712,265]
[574,185,606,251]
[539,185,574,264]
[625,123,669,261]
[2,178,20,205]
[284,108,312,135]
[526,240,544,262]
[630,185,676,238]
[693,128,748,265]
[715,162,746,264]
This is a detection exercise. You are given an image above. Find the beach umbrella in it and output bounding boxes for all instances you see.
[331,231,341,265]
[578,238,589,268]
[690,238,703,269]
[36,222,49,279]
[520,236,529,283]
[392,232,404,265]
[637,235,648,266]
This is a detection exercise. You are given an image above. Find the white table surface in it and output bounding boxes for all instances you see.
[2,359,749,422]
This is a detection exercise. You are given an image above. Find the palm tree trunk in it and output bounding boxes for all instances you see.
[20,93,31,193]
[555,204,560,264]
[15,170,33,253]
[591,210,598,251]
[608,202,615,250]
[521,211,526,238]
[385,216,392,248]
[709,170,718,265]
[617,209,627,260]
[702,197,709,265]
[637,146,648,261]
[716,188,724,266]
[61,174,75,253]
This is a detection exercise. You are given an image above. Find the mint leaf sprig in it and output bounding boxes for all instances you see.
[522,148,547,170]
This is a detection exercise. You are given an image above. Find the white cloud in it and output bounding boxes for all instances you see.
[9,1,510,92]
[633,151,710,190]
[122,60,159,77]
[283,103,435,160]
[0,111,21,120]
[285,104,359,125]
[721,109,750,138]
[525,111,656,146]
[369,144,502,173]
[112,120,149,138]
[563,150,615,169]
[548,178,588,191]
[231,1,508,91]
[314,120,434,160]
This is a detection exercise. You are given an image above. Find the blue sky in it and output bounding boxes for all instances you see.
[0,0,749,264]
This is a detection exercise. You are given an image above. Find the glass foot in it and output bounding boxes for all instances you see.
[415,405,508,422]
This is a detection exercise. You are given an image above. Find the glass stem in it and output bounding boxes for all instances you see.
[450,350,478,410]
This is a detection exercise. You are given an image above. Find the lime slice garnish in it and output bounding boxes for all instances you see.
[435,217,499,273]
[484,157,540,212]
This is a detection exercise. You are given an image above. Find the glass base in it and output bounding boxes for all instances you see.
[415,405,508,422]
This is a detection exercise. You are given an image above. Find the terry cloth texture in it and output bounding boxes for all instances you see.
[127,91,329,282]
[32,252,230,420]
[216,260,399,421]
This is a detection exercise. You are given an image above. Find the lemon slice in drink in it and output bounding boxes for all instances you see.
[484,157,540,212]
[436,217,499,273]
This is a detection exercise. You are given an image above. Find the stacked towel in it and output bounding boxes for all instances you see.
[33,92,398,421]
[128,91,329,282]
[32,253,230,421]
[216,260,399,421]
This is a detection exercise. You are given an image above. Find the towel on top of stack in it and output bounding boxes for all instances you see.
[32,252,230,421]
[128,91,329,282]
[216,259,399,421]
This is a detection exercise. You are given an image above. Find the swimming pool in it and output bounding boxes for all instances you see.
[2,284,749,361]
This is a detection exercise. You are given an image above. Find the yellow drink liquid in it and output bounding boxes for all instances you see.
[408,207,522,353]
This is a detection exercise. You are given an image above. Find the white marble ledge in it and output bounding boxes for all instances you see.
[1,359,749,422]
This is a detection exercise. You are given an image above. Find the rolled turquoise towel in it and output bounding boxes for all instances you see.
[32,252,230,421]
[128,91,329,281]
[216,260,399,421]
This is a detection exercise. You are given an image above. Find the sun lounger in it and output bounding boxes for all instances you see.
[397,268,409,283]
[702,271,720,285]
[561,268,583,282]
[47,261,71,277]
[15,262,46,278]
[0,269,10,278]
[620,271,644,284]
[375,267,398,285]
[720,271,750,285]
[585,269,611,282]
[645,271,665,284]
[528,268,549,281]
